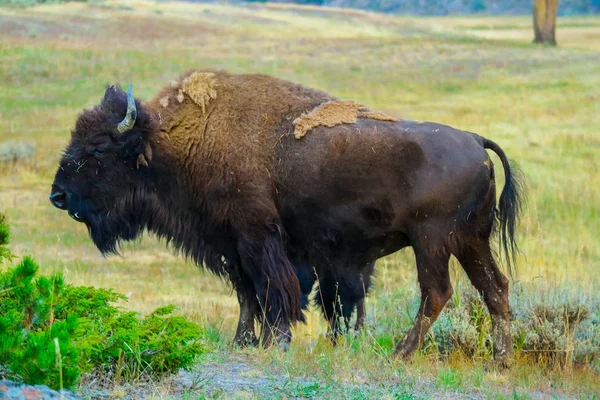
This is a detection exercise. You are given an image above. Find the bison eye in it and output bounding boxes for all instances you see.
[93,149,104,157]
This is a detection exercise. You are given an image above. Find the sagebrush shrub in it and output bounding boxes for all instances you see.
[369,279,599,371]
[0,213,208,390]
[511,284,600,370]
[429,288,493,359]
[0,140,36,165]
[428,283,599,369]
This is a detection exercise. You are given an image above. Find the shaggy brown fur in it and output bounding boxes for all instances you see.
[293,100,398,139]
[146,69,332,224]
[146,70,336,340]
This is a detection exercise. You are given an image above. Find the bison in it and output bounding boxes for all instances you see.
[50,69,522,362]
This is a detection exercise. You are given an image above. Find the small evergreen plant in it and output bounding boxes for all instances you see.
[0,213,207,390]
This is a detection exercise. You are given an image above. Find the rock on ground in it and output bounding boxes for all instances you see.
[0,380,83,400]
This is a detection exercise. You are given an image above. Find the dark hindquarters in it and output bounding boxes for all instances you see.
[236,227,304,346]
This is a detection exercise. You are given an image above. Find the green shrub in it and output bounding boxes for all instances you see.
[0,214,13,262]
[0,213,208,390]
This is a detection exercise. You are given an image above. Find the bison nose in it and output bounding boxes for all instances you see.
[49,188,67,210]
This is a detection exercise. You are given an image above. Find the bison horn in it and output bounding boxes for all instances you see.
[117,84,137,135]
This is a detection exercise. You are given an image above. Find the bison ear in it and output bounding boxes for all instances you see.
[101,85,122,110]
[101,84,137,137]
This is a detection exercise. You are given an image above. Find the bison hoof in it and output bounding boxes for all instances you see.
[392,341,417,360]
[233,333,259,348]
[492,354,513,370]
[277,341,290,352]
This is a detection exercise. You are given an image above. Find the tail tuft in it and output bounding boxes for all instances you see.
[483,138,526,278]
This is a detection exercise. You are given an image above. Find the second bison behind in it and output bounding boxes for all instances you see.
[49,69,522,362]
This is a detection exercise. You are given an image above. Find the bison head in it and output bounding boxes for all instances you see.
[50,85,156,254]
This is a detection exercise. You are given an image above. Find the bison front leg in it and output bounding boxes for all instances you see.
[237,228,304,349]
[394,247,452,359]
[233,289,259,347]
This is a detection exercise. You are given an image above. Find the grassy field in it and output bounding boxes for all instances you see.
[1,0,599,398]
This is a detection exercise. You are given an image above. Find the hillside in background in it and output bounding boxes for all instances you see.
[255,0,600,15]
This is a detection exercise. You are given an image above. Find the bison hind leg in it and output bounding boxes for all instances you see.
[394,243,452,359]
[455,238,512,365]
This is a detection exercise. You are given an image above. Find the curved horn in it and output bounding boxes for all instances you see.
[117,84,137,134]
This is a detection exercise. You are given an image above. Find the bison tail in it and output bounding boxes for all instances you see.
[482,137,525,278]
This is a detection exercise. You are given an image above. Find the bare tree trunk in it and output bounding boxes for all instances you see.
[533,0,559,46]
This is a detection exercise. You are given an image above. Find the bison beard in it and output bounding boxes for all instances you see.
[50,69,523,361]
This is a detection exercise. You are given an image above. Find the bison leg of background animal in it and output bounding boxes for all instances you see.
[313,269,346,341]
[293,261,317,310]
[237,229,304,349]
[354,261,375,333]
[394,248,452,359]
[233,289,259,347]
[456,239,512,365]
[315,263,373,342]
[354,298,366,332]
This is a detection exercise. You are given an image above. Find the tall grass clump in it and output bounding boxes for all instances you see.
[0,213,209,390]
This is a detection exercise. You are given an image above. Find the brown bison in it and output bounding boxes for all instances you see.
[50,69,522,362]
